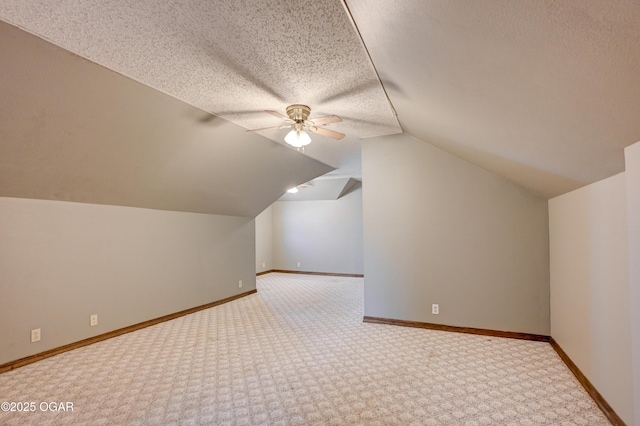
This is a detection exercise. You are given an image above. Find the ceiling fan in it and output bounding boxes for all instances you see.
[246,104,345,148]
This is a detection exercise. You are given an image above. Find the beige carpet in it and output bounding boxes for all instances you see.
[0,273,610,425]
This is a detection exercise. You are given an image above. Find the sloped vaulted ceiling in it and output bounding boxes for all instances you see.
[0,0,401,181]
[1,0,640,205]
[346,0,640,197]
[0,0,403,214]
[0,22,334,217]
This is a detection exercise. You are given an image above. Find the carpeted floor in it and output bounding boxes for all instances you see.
[0,273,610,425]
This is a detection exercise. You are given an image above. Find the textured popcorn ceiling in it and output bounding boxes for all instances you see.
[0,21,333,217]
[2,0,640,199]
[0,0,401,179]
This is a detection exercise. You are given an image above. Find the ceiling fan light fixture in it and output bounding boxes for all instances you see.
[284,128,311,147]
[246,104,344,143]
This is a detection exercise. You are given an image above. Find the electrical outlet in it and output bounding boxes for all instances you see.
[296,262,301,268]
[238,280,243,288]
[432,304,439,315]
[262,262,266,268]
[31,328,41,343]
[90,314,98,327]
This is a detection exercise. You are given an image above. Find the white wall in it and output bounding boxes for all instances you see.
[255,205,273,273]
[0,197,256,365]
[625,142,640,426]
[549,173,634,424]
[362,134,550,334]
[270,188,363,275]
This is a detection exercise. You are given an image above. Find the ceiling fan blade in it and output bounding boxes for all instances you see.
[311,115,342,125]
[246,125,290,133]
[265,110,290,120]
[309,126,345,140]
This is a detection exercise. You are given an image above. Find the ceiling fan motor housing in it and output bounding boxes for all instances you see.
[286,104,311,122]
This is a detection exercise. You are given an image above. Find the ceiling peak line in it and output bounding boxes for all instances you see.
[340,0,404,133]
